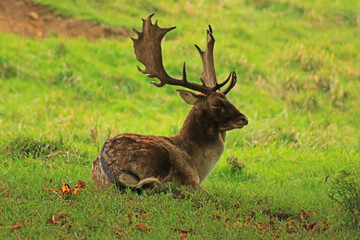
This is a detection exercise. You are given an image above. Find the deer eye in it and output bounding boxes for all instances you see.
[211,104,224,114]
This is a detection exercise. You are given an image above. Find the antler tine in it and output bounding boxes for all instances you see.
[213,72,232,91]
[182,62,188,83]
[221,71,237,95]
[131,13,213,94]
[195,25,217,88]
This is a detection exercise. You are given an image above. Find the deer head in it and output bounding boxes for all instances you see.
[131,13,248,133]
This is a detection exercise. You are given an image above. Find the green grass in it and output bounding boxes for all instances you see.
[1,0,360,239]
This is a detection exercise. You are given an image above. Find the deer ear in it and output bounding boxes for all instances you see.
[176,89,203,105]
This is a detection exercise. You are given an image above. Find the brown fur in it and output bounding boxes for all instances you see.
[92,92,248,191]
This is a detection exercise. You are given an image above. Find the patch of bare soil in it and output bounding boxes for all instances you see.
[0,0,127,39]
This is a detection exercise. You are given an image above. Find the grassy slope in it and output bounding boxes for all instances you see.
[1,0,359,239]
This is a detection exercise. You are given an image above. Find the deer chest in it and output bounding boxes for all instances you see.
[194,141,225,184]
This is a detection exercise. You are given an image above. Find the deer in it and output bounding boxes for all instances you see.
[92,13,248,193]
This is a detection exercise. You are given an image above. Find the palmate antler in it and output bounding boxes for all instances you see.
[131,13,236,95]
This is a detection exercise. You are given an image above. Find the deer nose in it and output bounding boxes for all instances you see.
[242,116,248,125]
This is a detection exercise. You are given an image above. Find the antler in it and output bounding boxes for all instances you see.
[131,13,213,94]
[195,25,217,88]
[221,71,237,95]
[131,13,237,95]
[195,26,237,94]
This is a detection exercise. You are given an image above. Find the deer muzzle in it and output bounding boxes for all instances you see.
[219,115,248,131]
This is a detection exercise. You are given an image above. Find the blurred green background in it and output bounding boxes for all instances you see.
[1,0,359,239]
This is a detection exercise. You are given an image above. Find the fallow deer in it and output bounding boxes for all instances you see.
[92,13,248,192]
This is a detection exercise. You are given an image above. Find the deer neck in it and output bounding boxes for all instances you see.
[172,107,226,183]
[179,107,226,143]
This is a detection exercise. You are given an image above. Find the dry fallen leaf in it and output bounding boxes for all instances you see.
[171,227,193,234]
[180,234,188,240]
[135,211,152,218]
[47,180,85,198]
[9,219,24,232]
[303,222,316,230]
[114,231,125,236]
[44,187,62,198]
[131,224,151,232]
[257,222,267,229]
[127,212,133,225]
[60,183,71,198]
[72,180,85,195]
[299,209,313,222]
[172,227,193,240]
[46,213,70,227]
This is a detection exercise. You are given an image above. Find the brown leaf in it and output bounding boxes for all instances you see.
[172,227,193,240]
[46,213,70,225]
[286,227,295,234]
[180,233,188,240]
[9,219,24,232]
[131,224,151,232]
[211,212,221,221]
[303,210,313,216]
[47,181,85,198]
[44,186,62,198]
[60,183,71,197]
[303,222,316,230]
[46,214,57,225]
[72,180,85,195]
[114,231,125,236]
[171,227,193,234]
[299,209,313,222]
[257,222,267,229]
[174,193,185,199]
[135,211,152,218]
[27,218,36,226]
[127,212,132,224]
[56,213,70,220]
[312,221,330,233]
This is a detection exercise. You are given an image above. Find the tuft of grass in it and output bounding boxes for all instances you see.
[226,155,245,173]
[327,166,360,226]
[0,58,19,79]
[1,133,88,161]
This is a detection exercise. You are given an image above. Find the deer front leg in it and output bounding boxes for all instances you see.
[164,155,209,194]
[185,178,209,194]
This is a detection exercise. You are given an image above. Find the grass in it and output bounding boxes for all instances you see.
[1,0,360,239]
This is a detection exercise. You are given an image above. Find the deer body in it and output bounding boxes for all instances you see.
[92,14,248,191]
